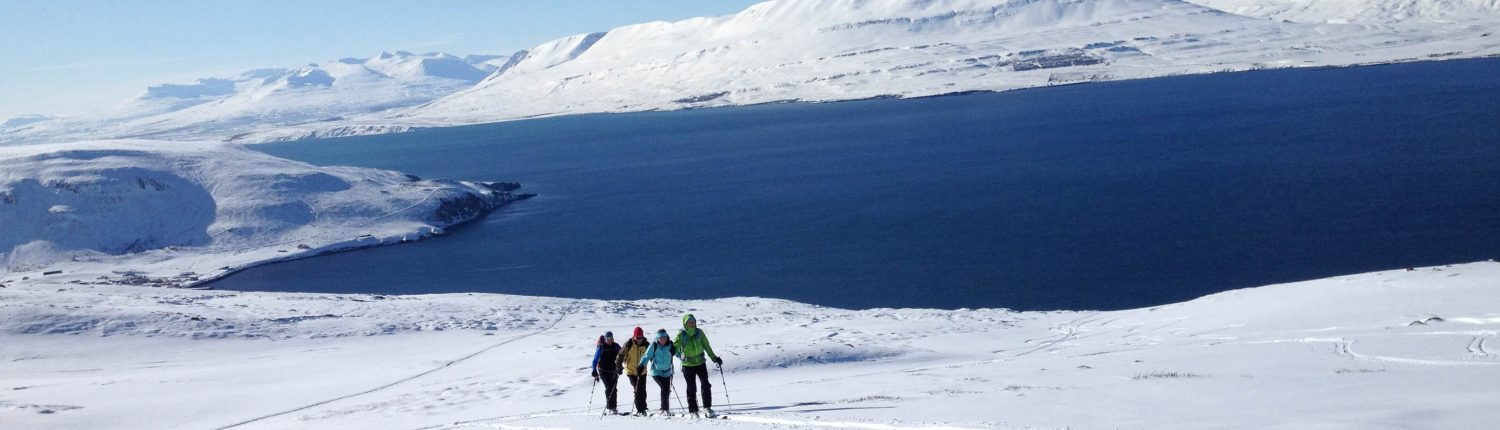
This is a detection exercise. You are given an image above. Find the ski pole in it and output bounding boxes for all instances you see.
[597,375,607,420]
[669,375,686,415]
[586,376,598,413]
[717,363,731,412]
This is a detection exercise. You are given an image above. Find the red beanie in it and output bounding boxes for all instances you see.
[633,327,644,338]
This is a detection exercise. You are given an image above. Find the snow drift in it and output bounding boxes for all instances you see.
[0,140,532,288]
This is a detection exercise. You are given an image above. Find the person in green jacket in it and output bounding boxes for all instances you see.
[675,313,723,416]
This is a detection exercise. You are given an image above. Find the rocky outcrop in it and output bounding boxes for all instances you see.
[429,182,535,226]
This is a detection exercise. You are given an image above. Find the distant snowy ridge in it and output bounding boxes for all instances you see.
[268,0,1500,141]
[0,114,54,129]
[5,0,1500,145]
[0,51,504,145]
[0,140,532,289]
[1189,0,1500,23]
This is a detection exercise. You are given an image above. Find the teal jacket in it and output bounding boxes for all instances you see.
[675,313,719,367]
[639,340,676,378]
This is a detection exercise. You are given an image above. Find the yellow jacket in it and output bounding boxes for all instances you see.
[617,338,651,376]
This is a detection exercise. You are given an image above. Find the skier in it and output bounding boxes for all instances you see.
[637,329,677,415]
[675,313,723,417]
[590,331,623,414]
[615,326,651,416]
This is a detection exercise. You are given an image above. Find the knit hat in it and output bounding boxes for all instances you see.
[633,327,644,338]
[604,331,614,339]
[656,329,670,339]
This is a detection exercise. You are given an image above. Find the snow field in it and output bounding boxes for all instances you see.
[4,262,1499,429]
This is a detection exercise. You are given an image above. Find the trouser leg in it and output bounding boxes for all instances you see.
[683,367,697,412]
[683,365,703,412]
[653,376,671,411]
[629,375,648,413]
[602,372,619,410]
[695,366,713,410]
[684,364,712,410]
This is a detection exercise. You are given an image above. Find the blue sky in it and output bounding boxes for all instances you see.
[0,0,764,120]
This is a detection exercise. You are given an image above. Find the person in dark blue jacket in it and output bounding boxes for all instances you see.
[590,332,623,414]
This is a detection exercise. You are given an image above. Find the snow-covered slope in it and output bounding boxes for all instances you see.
[0,115,54,130]
[0,140,531,289]
[2,262,1497,429]
[351,0,1499,135]
[0,52,499,145]
[1188,0,1500,23]
[8,0,1500,145]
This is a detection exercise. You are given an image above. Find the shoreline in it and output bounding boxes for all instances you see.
[189,192,535,292]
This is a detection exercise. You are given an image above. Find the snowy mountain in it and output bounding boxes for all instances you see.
[6,0,1500,145]
[1188,0,1500,23]
[0,51,501,145]
[0,140,531,287]
[264,0,1497,140]
[3,261,1498,428]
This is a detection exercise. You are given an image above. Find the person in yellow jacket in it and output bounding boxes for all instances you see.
[675,313,723,416]
[615,326,651,415]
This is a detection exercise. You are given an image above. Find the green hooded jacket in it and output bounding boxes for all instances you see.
[674,313,718,367]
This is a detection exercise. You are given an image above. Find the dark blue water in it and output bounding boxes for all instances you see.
[218,58,1500,311]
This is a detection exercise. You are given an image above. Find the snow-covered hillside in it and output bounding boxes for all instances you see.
[0,115,53,130]
[0,51,504,145]
[283,0,1500,141]
[7,0,1500,145]
[2,262,1497,429]
[0,140,531,289]
[1189,0,1500,23]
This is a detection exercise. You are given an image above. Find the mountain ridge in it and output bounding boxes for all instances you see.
[1190,0,1500,23]
[1,51,501,145]
[4,0,1499,145]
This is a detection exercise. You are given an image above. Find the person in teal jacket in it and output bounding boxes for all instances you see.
[637,329,676,414]
[675,313,723,416]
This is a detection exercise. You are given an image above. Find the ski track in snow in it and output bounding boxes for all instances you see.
[436,411,997,430]
[723,415,992,430]
[212,300,582,430]
[1465,336,1493,358]
[1284,338,1500,367]
[374,185,446,221]
[1010,312,1102,357]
